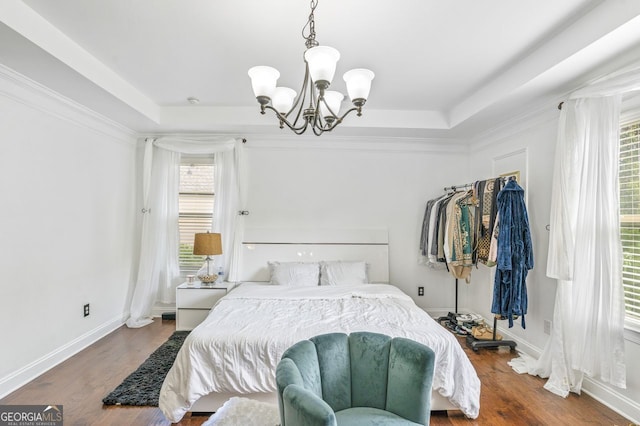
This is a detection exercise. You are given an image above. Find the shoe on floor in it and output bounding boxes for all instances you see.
[471,323,502,341]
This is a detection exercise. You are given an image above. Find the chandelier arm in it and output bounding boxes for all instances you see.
[312,118,335,135]
[288,86,308,128]
[317,96,341,122]
[315,105,362,133]
[334,106,361,124]
[285,63,313,128]
[288,99,305,129]
[340,106,360,118]
[312,95,323,127]
[313,94,343,132]
[262,105,310,134]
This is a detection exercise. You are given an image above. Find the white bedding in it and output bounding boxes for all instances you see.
[160,283,481,422]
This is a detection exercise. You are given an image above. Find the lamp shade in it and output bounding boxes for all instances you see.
[304,46,340,86]
[272,87,297,114]
[248,66,280,98]
[193,232,223,255]
[320,90,344,119]
[343,68,375,101]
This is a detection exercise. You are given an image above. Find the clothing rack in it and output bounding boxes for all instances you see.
[437,180,476,324]
[436,176,517,352]
[444,175,512,193]
[443,182,474,192]
[441,178,490,313]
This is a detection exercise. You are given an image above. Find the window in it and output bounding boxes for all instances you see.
[179,155,215,272]
[619,118,640,324]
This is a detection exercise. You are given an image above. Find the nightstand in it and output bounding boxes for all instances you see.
[176,282,229,331]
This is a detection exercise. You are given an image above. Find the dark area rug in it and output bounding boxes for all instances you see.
[102,330,189,406]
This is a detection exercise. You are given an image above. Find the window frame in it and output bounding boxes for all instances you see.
[619,98,640,336]
[178,154,215,273]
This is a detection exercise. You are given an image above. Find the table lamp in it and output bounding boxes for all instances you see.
[193,232,223,284]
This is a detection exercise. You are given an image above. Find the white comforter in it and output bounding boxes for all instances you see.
[160,283,481,421]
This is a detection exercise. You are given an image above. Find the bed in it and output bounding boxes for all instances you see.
[159,229,481,422]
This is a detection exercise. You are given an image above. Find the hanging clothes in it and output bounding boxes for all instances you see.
[474,178,503,265]
[446,191,476,281]
[427,194,449,267]
[436,193,457,263]
[443,191,469,262]
[491,179,534,328]
[487,211,500,265]
[419,194,450,268]
[419,198,438,262]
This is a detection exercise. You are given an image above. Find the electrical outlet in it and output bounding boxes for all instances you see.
[84,303,90,317]
[418,286,424,296]
[544,319,551,335]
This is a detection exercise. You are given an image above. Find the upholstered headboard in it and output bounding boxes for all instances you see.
[239,228,389,283]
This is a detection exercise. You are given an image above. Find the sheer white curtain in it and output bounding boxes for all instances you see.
[211,145,246,280]
[510,64,640,395]
[126,136,244,328]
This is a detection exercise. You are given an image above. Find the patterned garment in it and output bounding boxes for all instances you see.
[475,178,503,265]
[447,191,475,281]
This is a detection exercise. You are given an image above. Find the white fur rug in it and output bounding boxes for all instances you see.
[202,397,280,426]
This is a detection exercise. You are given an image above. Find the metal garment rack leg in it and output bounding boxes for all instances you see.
[436,279,460,325]
[465,316,517,352]
[436,279,516,352]
[455,278,458,313]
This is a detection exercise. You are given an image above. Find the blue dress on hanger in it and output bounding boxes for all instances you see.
[491,179,534,328]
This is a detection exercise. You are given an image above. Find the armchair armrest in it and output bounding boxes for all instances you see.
[386,337,436,425]
[282,384,337,426]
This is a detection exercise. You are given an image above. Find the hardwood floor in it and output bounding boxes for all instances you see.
[0,319,633,425]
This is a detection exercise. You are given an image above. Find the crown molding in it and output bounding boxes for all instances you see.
[137,130,470,154]
[469,101,560,151]
[241,134,469,154]
[0,64,137,144]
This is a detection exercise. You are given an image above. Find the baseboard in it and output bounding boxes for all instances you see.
[152,302,175,318]
[423,307,467,319]
[0,315,124,399]
[497,326,640,424]
[582,375,640,424]
[496,325,543,359]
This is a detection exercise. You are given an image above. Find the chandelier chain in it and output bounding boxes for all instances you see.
[302,0,319,48]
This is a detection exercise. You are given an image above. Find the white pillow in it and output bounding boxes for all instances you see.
[319,261,368,286]
[268,261,320,286]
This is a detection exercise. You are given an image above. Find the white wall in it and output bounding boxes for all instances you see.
[465,108,640,422]
[463,110,557,350]
[0,67,138,397]
[2,57,637,422]
[243,138,472,311]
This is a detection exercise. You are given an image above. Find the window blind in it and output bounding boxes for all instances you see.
[179,156,215,271]
[619,119,640,322]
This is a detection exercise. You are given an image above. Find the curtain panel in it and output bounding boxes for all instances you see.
[511,63,640,395]
[126,136,245,328]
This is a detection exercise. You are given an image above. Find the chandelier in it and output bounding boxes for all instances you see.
[248,0,374,136]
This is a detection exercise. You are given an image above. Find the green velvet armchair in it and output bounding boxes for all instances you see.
[276,331,436,426]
